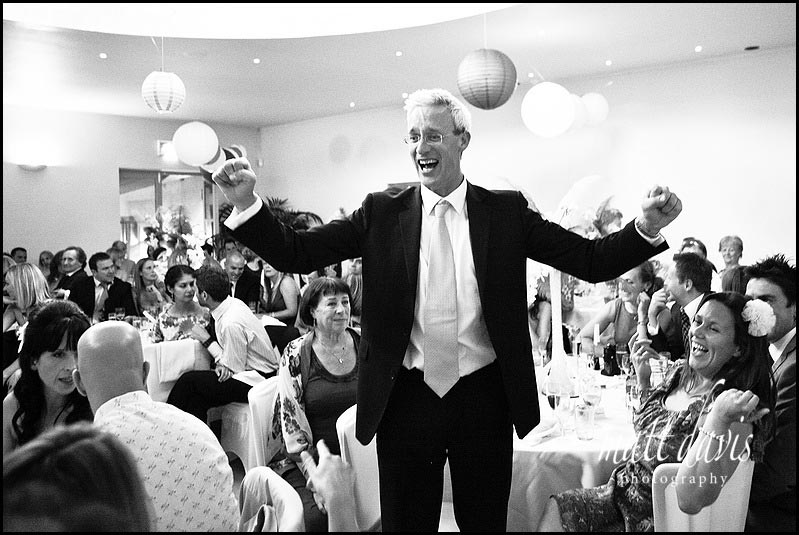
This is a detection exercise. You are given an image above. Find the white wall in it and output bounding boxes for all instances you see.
[259,47,796,268]
[2,109,260,261]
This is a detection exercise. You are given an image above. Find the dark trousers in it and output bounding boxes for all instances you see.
[376,361,513,532]
[167,370,258,422]
[281,464,328,532]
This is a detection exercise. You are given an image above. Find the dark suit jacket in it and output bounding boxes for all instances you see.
[233,268,261,306]
[747,334,796,532]
[651,302,690,360]
[56,269,88,291]
[68,276,138,318]
[232,183,667,444]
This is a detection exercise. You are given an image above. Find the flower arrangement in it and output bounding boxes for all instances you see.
[144,205,208,270]
[742,299,776,337]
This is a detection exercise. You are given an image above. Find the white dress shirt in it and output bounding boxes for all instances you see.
[770,327,796,363]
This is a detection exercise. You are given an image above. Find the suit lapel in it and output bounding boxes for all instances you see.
[773,334,796,375]
[466,184,490,304]
[398,188,422,292]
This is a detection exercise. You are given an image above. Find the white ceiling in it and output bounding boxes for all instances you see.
[3,3,796,128]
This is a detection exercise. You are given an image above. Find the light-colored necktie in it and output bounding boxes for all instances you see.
[423,200,459,397]
[95,282,109,320]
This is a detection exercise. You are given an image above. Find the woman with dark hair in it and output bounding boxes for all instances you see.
[3,422,155,531]
[152,265,209,342]
[541,291,776,531]
[272,276,359,532]
[2,300,93,454]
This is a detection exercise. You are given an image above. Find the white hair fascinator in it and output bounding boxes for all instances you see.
[742,299,776,337]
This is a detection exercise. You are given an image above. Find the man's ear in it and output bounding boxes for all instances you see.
[459,131,471,151]
[72,369,87,397]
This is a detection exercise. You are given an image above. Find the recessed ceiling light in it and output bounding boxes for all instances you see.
[528,72,535,78]
[395,51,403,57]
[694,45,703,53]
[349,102,356,108]
[253,58,261,64]
[402,92,409,99]
[605,59,612,66]
[99,52,108,59]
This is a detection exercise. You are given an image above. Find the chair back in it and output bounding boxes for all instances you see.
[652,460,755,532]
[247,376,282,469]
[336,404,382,532]
[239,466,305,532]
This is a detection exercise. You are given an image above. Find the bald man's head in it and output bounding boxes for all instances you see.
[74,322,149,413]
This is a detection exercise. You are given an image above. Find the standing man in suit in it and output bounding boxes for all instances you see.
[213,88,682,531]
[69,252,137,322]
[647,252,712,360]
[225,250,261,308]
[745,254,796,532]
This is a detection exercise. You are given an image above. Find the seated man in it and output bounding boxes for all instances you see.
[73,321,240,532]
[68,251,137,322]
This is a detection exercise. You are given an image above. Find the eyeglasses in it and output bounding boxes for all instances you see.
[402,132,453,145]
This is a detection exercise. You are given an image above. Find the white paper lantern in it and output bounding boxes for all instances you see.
[172,122,219,166]
[141,71,186,113]
[457,48,517,110]
[582,92,609,125]
[520,82,574,138]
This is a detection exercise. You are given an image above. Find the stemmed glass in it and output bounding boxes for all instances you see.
[616,350,631,376]
[564,323,581,356]
[578,376,603,408]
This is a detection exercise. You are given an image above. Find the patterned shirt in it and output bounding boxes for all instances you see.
[94,390,239,532]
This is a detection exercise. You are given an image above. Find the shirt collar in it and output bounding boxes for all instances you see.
[770,327,796,363]
[683,293,705,318]
[211,295,235,320]
[421,176,467,216]
[93,276,111,288]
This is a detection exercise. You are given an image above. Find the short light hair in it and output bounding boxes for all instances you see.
[5,263,51,310]
[718,235,743,252]
[404,88,472,135]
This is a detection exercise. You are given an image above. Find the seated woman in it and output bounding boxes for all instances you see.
[152,265,210,342]
[3,300,93,455]
[37,250,53,281]
[3,421,155,531]
[578,261,656,355]
[3,263,52,389]
[261,262,300,326]
[273,276,360,532]
[539,292,775,531]
[131,257,170,317]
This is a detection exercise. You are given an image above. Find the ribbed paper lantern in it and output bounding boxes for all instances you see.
[141,71,186,114]
[173,122,218,166]
[457,48,517,110]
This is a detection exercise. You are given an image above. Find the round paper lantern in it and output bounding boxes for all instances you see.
[141,71,186,113]
[582,92,609,125]
[569,93,588,131]
[520,82,575,138]
[457,48,517,110]
[172,122,219,166]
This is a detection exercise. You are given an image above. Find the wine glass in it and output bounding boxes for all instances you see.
[579,377,603,408]
[616,349,631,376]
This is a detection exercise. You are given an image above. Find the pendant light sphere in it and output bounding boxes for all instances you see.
[521,82,575,138]
[457,48,518,110]
[142,71,186,113]
[582,92,610,125]
[172,121,219,167]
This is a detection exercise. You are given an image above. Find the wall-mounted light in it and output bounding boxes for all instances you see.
[17,163,47,172]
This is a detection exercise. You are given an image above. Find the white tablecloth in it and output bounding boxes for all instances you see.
[507,367,635,531]
[142,339,212,402]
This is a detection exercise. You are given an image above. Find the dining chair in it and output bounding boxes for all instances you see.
[207,402,251,470]
[335,404,459,532]
[652,460,755,532]
[247,376,282,469]
[238,466,305,532]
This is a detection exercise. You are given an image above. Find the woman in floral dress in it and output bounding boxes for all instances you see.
[153,265,210,342]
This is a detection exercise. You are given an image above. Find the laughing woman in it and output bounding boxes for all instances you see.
[539,292,775,531]
[2,300,93,455]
